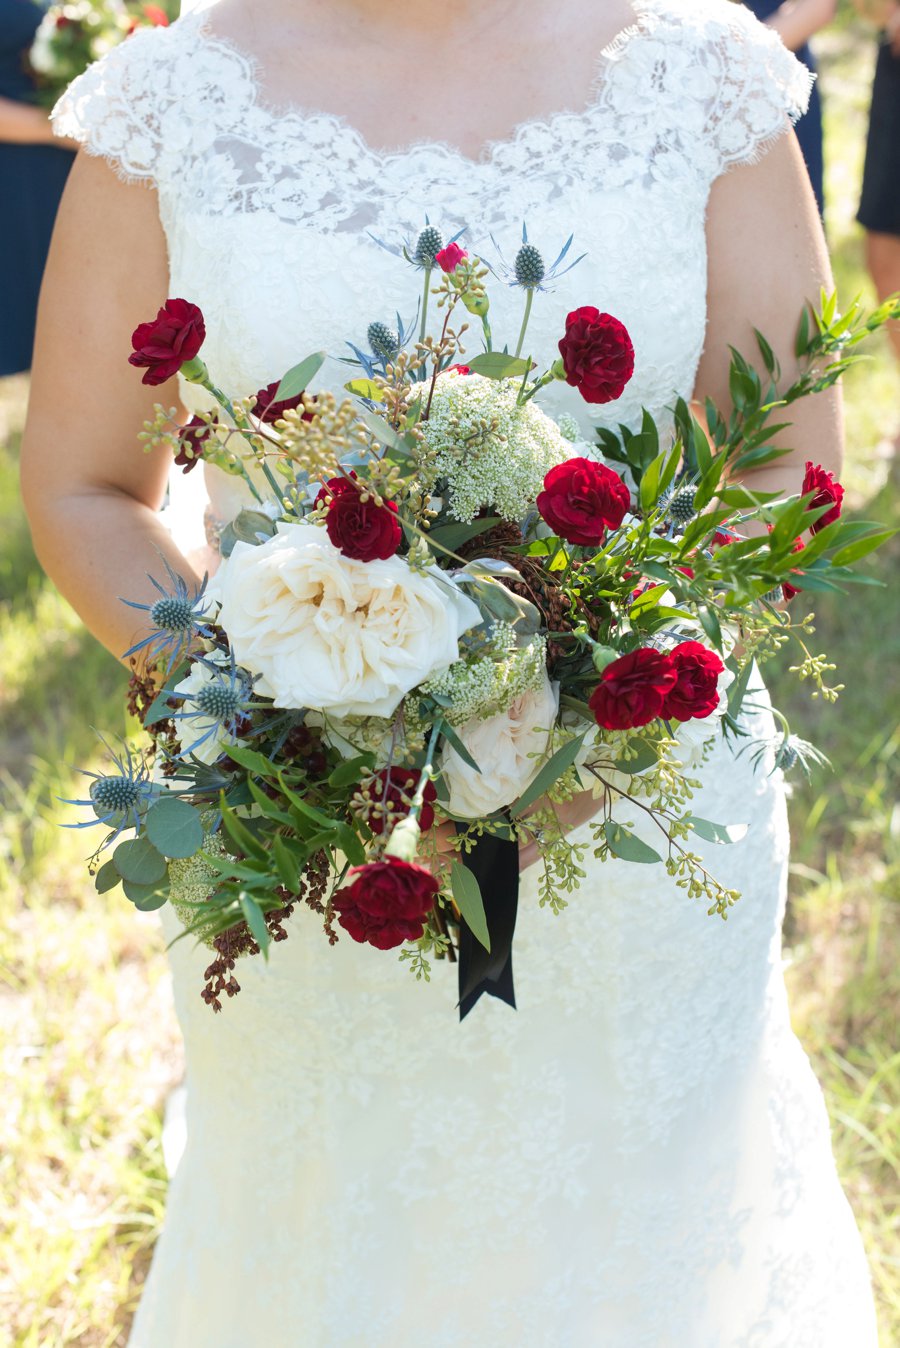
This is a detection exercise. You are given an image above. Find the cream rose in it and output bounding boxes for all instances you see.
[440,674,560,818]
[210,523,480,719]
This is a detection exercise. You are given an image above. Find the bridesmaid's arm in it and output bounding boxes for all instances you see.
[0,92,60,144]
[20,152,198,665]
[759,0,837,51]
[693,128,843,501]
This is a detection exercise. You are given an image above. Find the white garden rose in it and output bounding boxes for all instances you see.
[211,523,481,719]
[440,673,560,818]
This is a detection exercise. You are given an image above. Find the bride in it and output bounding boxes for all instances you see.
[20,0,879,1343]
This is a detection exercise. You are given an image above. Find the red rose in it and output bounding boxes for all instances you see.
[536,457,630,546]
[661,641,724,722]
[142,3,170,24]
[129,298,205,386]
[435,242,467,273]
[333,856,439,950]
[365,769,437,835]
[558,307,635,405]
[173,415,211,475]
[588,647,677,730]
[781,536,806,601]
[801,461,844,533]
[315,473,402,562]
[251,380,314,425]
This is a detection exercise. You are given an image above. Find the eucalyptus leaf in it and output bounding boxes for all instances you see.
[113,838,168,886]
[122,880,169,912]
[438,721,482,774]
[94,859,122,895]
[145,797,205,859]
[428,516,501,552]
[685,816,749,845]
[272,835,298,891]
[450,862,491,952]
[603,821,661,864]
[510,735,585,817]
[222,743,279,779]
[274,350,326,402]
[344,377,386,402]
[465,353,532,379]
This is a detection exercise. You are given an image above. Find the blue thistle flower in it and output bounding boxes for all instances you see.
[169,652,258,764]
[486,224,586,293]
[62,738,158,846]
[121,557,213,672]
[343,310,419,380]
[367,216,467,271]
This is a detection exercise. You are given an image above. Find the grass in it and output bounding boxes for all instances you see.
[1,14,899,1344]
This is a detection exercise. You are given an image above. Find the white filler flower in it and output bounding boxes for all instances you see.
[440,672,560,818]
[212,523,481,719]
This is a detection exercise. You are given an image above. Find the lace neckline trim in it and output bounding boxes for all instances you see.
[188,0,662,169]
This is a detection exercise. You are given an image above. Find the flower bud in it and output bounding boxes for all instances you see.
[591,644,620,674]
[461,290,490,317]
[384,814,422,862]
[550,357,567,381]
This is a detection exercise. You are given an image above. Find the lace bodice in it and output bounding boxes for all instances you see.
[52,9,879,1347]
[55,0,812,519]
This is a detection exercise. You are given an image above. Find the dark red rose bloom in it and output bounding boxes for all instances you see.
[333,857,440,950]
[661,641,724,722]
[781,536,806,601]
[366,769,437,835]
[802,460,844,533]
[558,306,635,405]
[251,380,316,425]
[588,647,678,730]
[55,14,71,27]
[435,242,468,273]
[173,415,211,475]
[129,298,205,386]
[315,473,402,562]
[536,457,630,546]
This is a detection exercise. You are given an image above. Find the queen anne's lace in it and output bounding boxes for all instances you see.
[54,4,877,1344]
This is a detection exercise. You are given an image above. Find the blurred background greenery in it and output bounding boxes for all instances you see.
[1,7,898,1345]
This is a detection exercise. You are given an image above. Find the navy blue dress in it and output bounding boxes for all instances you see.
[0,0,75,375]
[744,0,824,215]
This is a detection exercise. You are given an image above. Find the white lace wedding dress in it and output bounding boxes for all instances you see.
[55,1,880,1344]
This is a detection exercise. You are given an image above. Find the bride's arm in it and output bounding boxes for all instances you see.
[519,129,840,871]
[20,152,199,665]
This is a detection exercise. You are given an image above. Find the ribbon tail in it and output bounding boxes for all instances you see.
[454,822,520,1022]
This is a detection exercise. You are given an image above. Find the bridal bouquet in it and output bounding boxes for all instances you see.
[29,0,176,108]
[68,223,895,1014]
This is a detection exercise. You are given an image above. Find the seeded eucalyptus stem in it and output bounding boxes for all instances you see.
[514,288,534,360]
[202,376,285,506]
[418,265,433,344]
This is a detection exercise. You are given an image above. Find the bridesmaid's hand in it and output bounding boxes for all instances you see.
[517,789,604,873]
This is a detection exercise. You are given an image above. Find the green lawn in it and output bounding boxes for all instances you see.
[1,15,898,1345]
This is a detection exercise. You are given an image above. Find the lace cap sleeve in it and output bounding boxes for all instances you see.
[690,0,815,177]
[51,21,186,185]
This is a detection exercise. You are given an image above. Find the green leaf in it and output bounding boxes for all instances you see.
[276,776,336,827]
[344,377,385,402]
[239,893,271,958]
[612,743,660,775]
[218,800,268,861]
[450,862,491,952]
[830,528,896,567]
[274,351,326,403]
[94,860,122,894]
[333,822,367,867]
[358,408,411,454]
[726,658,755,720]
[145,797,205,860]
[603,820,661,864]
[143,689,177,727]
[427,516,501,552]
[438,721,481,773]
[122,879,169,912]
[198,852,269,882]
[328,755,375,789]
[220,743,279,779]
[698,605,723,650]
[510,735,586,817]
[272,835,298,891]
[465,353,532,379]
[113,838,168,886]
[246,778,294,825]
[685,816,749,845]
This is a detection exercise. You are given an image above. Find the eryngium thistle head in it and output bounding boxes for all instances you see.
[196,683,243,722]
[149,593,198,633]
[414,224,444,267]
[367,321,400,361]
[90,775,142,813]
[774,738,799,771]
[668,486,698,524]
[514,242,546,289]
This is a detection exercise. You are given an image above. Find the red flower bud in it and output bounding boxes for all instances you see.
[435,242,468,273]
[173,416,211,475]
[801,461,843,533]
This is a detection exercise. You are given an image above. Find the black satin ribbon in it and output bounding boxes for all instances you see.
[454,822,520,1021]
